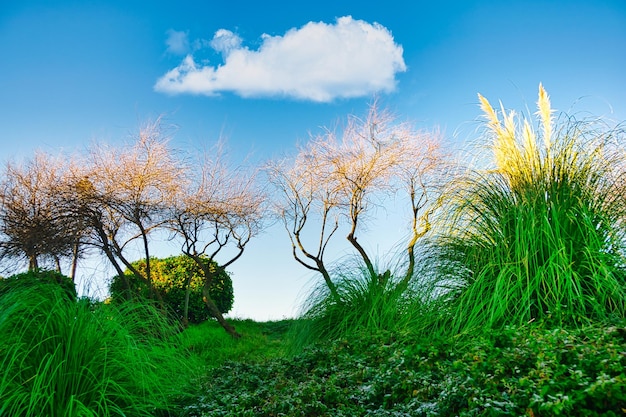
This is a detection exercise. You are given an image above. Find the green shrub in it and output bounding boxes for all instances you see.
[109,255,234,323]
[0,268,77,301]
[0,282,198,417]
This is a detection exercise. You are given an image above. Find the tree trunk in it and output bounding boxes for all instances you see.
[54,256,62,273]
[28,254,38,272]
[191,255,241,338]
[137,220,163,308]
[317,259,341,302]
[202,283,240,338]
[94,222,132,298]
[347,232,378,283]
[185,251,241,339]
[400,204,432,291]
[182,273,193,328]
[70,241,80,281]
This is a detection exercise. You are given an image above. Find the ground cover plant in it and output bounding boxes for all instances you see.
[185,322,626,416]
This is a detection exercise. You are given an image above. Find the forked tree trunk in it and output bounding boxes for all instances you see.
[347,232,378,283]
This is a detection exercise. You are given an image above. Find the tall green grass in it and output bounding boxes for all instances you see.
[289,260,438,350]
[0,282,198,417]
[430,85,626,334]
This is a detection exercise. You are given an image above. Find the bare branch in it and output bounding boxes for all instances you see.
[71,118,185,304]
[167,143,267,337]
[268,101,449,292]
[0,151,86,274]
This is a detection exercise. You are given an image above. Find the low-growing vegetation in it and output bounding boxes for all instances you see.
[186,323,626,416]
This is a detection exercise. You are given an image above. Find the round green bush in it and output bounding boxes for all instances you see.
[109,255,234,324]
[0,269,77,301]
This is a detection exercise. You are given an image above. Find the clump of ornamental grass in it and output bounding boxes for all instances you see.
[0,281,198,417]
[431,84,626,335]
[289,259,435,350]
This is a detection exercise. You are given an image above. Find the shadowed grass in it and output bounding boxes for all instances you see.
[0,281,198,417]
[429,85,626,335]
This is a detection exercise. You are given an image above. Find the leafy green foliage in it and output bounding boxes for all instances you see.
[0,281,199,417]
[186,323,626,416]
[0,268,77,301]
[109,255,234,323]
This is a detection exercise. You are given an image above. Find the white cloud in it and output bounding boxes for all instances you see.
[210,29,243,57]
[154,16,406,102]
[165,29,190,55]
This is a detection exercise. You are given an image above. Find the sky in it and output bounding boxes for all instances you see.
[1,0,626,320]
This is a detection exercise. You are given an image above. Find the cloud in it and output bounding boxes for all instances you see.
[210,29,243,57]
[154,16,406,102]
[165,29,190,55]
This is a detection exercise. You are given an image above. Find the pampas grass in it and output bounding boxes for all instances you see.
[430,84,626,335]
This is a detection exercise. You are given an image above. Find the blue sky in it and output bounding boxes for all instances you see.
[1,0,626,320]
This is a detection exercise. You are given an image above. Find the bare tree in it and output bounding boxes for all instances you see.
[73,119,185,304]
[168,146,266,337]
[268,102,446,293]
[391,126,446,288]
[0,151,84,275]
[266,145,343,300]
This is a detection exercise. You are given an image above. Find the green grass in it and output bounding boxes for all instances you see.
[287,262,439,352]
[428,87,626,335]
[177,318,293,368]
[0,282,198,417]
[3,279,626,416]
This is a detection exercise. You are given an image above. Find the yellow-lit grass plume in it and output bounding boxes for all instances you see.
[432,84,626,335]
